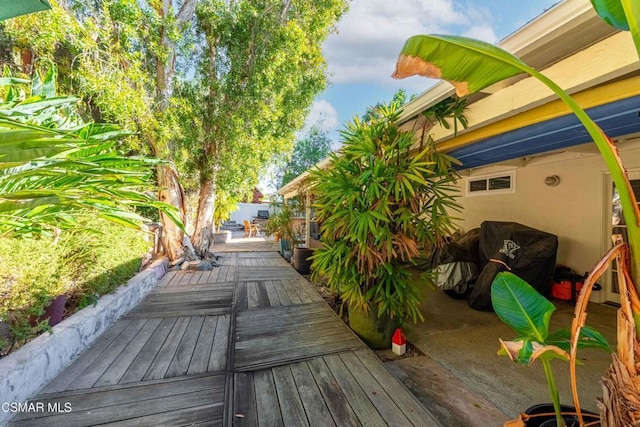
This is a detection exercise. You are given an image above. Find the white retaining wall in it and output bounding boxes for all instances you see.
[0,259,168,426]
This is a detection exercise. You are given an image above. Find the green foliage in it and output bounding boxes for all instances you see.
[273,125,332,190]
[0,68,182,236]
[0,215,149,356]
[310,101,463,322]
[491,272,611,424]
[590,0,639,58]
[361,88,413,122]
[56,216,150,304]
[264,202,297,243]
[172,0,348,199]
[0,0,348,251]
[213,190,239,231]
[2,1,159,150]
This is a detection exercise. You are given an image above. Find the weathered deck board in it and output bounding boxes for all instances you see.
[125,286,233,318]
[208,314,230,372]
[352,349,439,426]
[238,266,301,281]
[233,303,363,371]
[322,354,387,427]
[11,373,226,427]
[41,320,132,393]
[231,352,434,427]
[253,370,284,426]
[237,252,282,258]
[23,250,438,427]
[337,352,412,425]
[289,362,336,426]
[234,278,322,311]
[307,357,362,426]
[237,257,290,267]
[94,317,164,387]
[166,316,205,377]
[119,317,178,384]
[272,365,310,426]
[232,373,257,426]
[66,318,148,390]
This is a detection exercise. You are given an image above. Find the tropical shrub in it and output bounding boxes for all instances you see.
[0,66,181,237]
[264,202,299,244]
[0,215,149,356]
[310,101,464,322]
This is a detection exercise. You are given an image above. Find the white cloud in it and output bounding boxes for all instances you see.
[304,100,339,131]
[463,25,499,43]
[323,0,500,88]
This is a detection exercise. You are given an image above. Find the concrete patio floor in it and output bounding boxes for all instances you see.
[389,286,617,426]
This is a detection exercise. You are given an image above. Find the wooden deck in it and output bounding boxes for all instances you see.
[10,251,440,426]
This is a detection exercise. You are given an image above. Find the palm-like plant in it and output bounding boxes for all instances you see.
[0,67,181,237]
[310,102,464,334]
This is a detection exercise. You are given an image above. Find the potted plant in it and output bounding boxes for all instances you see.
[491,271,610,426]
[212,191,237,244]
[265,202,296,259]
[392,0,640,422]
[310,100,465,349]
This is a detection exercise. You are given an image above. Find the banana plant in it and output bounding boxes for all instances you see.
[393,1,640,425]
[0,67,183,237]
[492,272,611,426]
[392,1,640,294]
[590,0,639,57]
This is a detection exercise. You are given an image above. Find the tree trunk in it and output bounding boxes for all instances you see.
[192,177,216,257]
[149,0,197,262]
[157,163,186,261]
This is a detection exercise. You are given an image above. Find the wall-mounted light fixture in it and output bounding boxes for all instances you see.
[544,175,560,187]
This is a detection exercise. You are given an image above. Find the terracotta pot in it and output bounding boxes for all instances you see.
[348,303,400,350]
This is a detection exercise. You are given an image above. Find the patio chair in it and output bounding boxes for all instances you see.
[243,219,260,237]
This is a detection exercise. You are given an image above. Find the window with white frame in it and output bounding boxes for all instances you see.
[465,171,515,196]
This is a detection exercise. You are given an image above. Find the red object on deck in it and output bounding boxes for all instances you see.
[392,328,406,345]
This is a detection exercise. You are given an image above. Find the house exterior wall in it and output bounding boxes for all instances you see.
[453,137,640,302]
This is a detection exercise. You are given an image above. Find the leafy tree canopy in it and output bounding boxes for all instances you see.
[272,124,332,190]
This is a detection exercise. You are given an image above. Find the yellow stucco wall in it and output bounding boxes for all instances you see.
[454,137,640,302]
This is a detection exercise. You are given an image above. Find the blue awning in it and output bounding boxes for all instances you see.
[448,95,640,169]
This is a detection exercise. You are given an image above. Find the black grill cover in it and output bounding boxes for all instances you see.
[430,228,481,266]
[468,221,558,311]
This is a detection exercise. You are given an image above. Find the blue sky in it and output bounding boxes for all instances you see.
[305,0,561,145]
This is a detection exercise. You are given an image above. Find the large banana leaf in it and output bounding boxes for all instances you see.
[492,272,554,342]
[393,35,529,97]
[591,0,640,58]
[0,69,183,237]
[0,0,51,21]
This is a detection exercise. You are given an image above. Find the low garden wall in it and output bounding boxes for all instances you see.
[0,259,168,426]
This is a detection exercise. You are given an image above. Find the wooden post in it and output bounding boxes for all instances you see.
[305,191,311,248]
